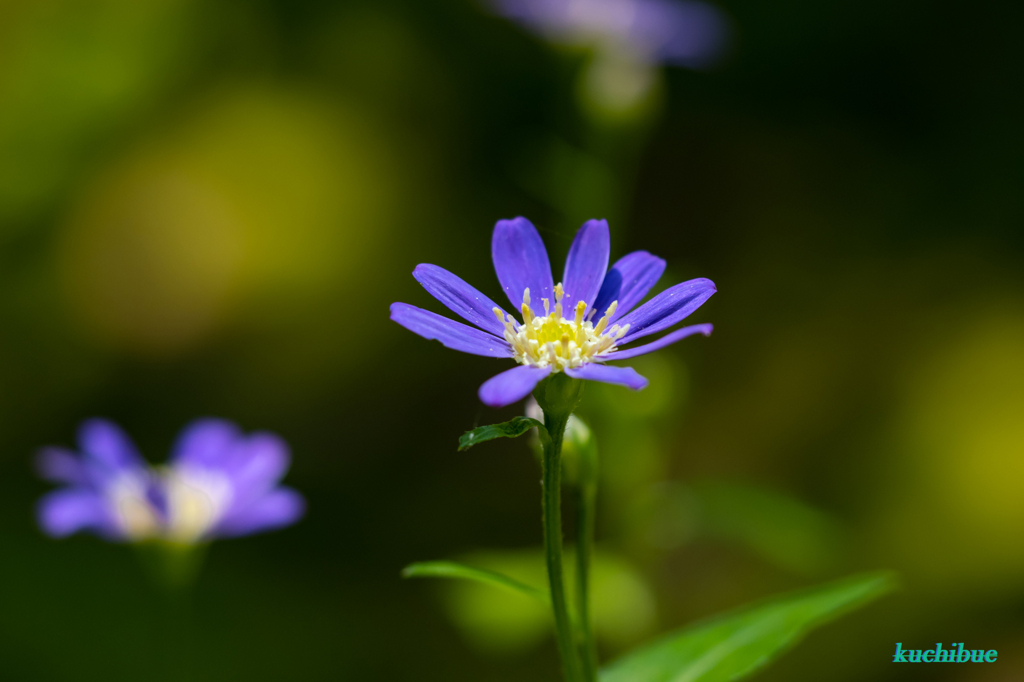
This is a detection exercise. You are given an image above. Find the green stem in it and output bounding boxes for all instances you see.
[574,438,599,682]
[542,411,585,682]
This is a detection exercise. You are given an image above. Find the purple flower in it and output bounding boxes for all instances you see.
[492,0,729,68]
[391,217,715,408]
[36,419,305,544]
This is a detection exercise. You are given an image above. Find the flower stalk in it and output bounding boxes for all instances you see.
[536,374,586,682]
[541,412,584,682]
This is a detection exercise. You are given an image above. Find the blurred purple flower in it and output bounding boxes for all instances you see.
[492,0,729,68]
[391,217,715,408]
[36,419,305,544]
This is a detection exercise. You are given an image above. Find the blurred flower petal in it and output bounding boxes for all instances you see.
[223,433,291,508]
[216,488,306,538]
[37,489,115,538]
[36,418,304,544]
[171,419,242,467]
[492,0,729,68]
[77,419,146,471]
[36,447,90,486]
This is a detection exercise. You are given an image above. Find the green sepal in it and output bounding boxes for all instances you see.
[402,560,549,605]
[533,372,584,421]
[133,540,207,592]
[600,571,897,682]
[458,417,549,451]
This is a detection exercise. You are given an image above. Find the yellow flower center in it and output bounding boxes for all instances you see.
[163,465,232,545]
[492,283,630,371]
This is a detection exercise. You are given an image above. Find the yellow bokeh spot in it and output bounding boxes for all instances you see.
[58,85,399,354]
[882,308,1024,590]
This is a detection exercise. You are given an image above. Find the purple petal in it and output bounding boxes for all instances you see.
[478,364,552,408]
[492,0,562,27]
[221,432,291,511]
[617,278,716,344]
[171,419,241,466]
[562,219,610,315]
[605,323,713,360]
[651,1,730,68]
[492,0,729,70]
[214,488,305,538]
[36,448,89,486]
[565,364,649,390]
[145,478,169,521]
[591,251,666,323]
[37,489,117,538]
[391,303,512,358]
[491,217,554,310]
[77,419,145,471]
[413,264,510,337]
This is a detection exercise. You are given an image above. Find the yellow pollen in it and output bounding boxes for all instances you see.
[553,283,564,320]
[508,286,625,372]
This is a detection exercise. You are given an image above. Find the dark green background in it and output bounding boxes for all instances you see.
[0,0,1021,679]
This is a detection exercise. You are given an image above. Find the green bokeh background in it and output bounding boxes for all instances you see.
[0,0,1021,680]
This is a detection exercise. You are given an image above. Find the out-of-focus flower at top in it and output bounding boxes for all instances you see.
[36,419,305,545]
[494,0,726,66]
[489,0,729,114]
[391,217,715,408]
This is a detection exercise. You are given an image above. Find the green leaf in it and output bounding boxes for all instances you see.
[430,549,658,656]
[458,417,547,451]
[600,571,897,682]
[402,561,549,605]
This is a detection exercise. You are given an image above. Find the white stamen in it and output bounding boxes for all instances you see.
[506,288,625,372]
